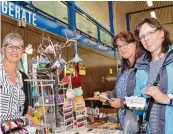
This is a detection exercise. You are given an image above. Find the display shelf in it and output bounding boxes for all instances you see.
[76,120,86,124]
[25,79,55,86]
[58,103,64,105]
[65,117,74,122]
[24,34,84,134]
[34,104,55,107]
[76,115,86,119]
[57,101,75,132]
[25,79,55,82]
[26,79,55,134]
[63,106,73,110]
[64,111,73,115]
[75,103,85,107]
[73,101,87,129]
[65,123,74,128]
[75,109,85,113]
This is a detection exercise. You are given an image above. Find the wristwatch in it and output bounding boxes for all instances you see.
[168,93,173,106]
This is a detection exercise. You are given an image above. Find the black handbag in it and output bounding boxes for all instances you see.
[136,73,160,134]
[136,98,154,134]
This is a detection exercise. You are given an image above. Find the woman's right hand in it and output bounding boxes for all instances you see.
[25,114,35,127]
[99,92,108,102]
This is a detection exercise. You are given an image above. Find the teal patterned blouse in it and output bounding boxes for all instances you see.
[116,69,130,127]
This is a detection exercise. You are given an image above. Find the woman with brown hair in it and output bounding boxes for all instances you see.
[132,17,173,134]
[100,31,144,130]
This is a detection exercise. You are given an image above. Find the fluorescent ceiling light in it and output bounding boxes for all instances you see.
[147,1,153,7]
[150,11,157,19]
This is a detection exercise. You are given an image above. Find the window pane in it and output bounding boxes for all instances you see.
[76,12,98,39]
[32,1,68,24]
[100,29,113,47]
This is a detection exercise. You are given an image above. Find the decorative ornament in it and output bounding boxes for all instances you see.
[72,63,82,88]
[32,86,40,97]
[66,89,75,99]
[71,42,83,63]
[74,87,83,96]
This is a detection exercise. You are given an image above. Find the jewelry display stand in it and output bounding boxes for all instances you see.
[25,79,55,134]
[73,101,87,129]
[25,34,86,133]
[62,102,74,131]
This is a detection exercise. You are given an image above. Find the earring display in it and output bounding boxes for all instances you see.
[25,79,55,134]
[73,99,87,129]
[24,34,88,134]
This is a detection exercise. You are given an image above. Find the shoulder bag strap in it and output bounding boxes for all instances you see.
[136,73,160,134]
[145,73,160,122]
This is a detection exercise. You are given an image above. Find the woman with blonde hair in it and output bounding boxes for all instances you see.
[0,33,34,126]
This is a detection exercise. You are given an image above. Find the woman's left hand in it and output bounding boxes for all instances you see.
[24,114,34,127]
[109,98,122,108]
[145,86,169,104]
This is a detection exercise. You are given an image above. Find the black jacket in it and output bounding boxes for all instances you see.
[19,70,33,115]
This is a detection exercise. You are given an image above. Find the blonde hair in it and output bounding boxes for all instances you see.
[2,33,24,47]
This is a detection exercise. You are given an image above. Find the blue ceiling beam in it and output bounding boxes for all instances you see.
[126,14,130,31]
[108,1,115,35]
[67,1,76,31]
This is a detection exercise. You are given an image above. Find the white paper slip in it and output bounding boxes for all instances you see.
[99,95,111,101]
[125,96,146,108]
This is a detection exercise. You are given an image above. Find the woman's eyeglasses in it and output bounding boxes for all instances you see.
[139,29,158,41]
[116,43,128,51]
[5,44,24,51]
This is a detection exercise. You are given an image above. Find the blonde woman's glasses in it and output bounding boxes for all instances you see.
[5,44,24,51]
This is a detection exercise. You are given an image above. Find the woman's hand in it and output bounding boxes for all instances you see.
[109,98,121,108]
[99,92,108,102]
[145,86,170,104]
[24,114,34,127]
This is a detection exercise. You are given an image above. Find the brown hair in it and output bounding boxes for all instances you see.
[134,17,173,60]
[113,31,143,72]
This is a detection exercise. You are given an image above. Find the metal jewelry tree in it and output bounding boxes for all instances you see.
[50,36,79,128]
[26,33,81,131]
